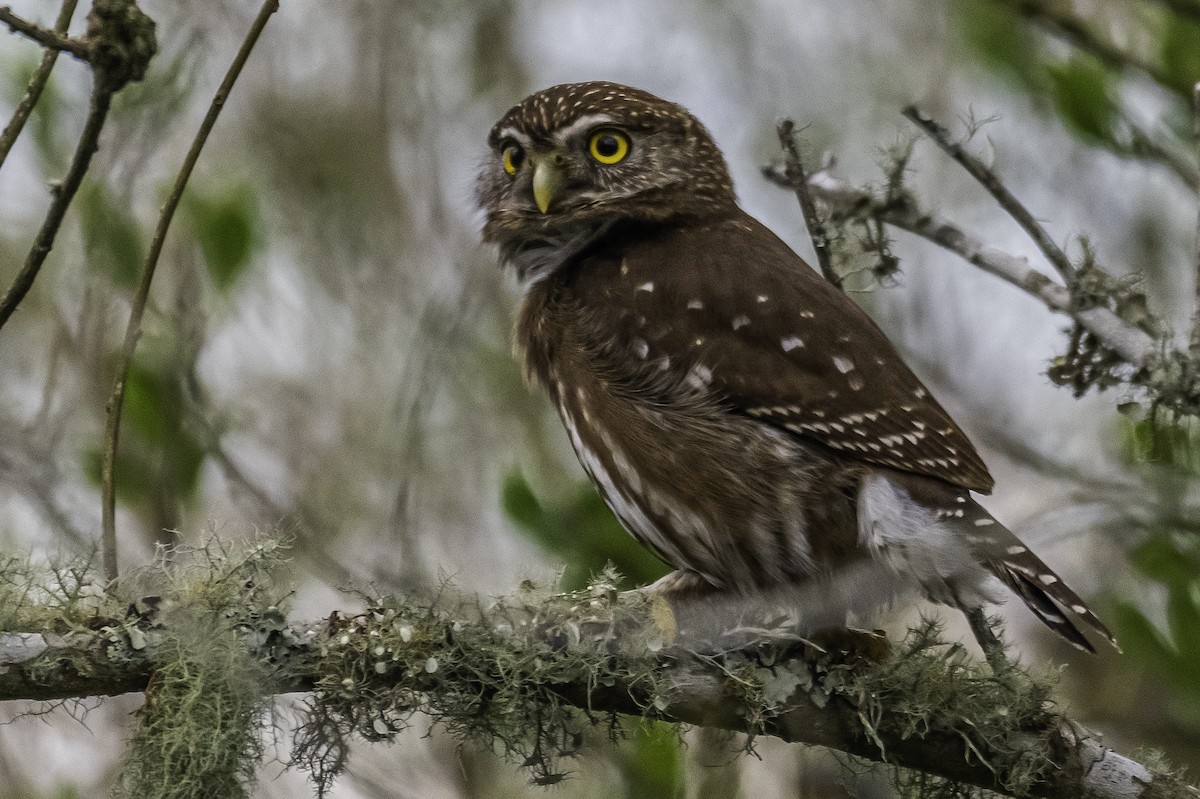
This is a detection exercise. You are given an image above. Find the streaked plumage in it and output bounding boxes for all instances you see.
[478,81,1115,653]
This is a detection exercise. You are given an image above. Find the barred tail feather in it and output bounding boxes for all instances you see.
[987,536,1118,653]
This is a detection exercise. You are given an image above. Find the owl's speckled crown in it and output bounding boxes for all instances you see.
[489,81,703,145]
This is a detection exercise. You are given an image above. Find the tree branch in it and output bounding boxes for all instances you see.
[0,0,79,173]
[761,164,1158,368]
[0,0,157,332]
[0,581,1190,799]
[775,119,840,289]
[0,5,89,60]
[903,106,1079,284]
[0,83,113,329]
[100,0,279,582]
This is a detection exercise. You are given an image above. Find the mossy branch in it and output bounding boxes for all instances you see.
[0,547,1192,799]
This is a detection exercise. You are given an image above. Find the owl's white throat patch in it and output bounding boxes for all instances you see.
[503,218,616,288]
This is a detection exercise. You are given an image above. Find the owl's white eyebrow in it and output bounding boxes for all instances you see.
[552,113,616,144]
[495,127,532,147]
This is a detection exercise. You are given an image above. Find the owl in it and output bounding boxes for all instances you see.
[477,81,1114,653]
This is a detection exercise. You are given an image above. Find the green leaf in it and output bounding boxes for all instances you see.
[185,185,260,291]
[620,723,683,799]
[501,470,669,590]
[1166,582,1200,664]
[1160,15,1200,95]
[956,0,1039,86]
[1129,536,1198,587]
[123,362,171,445]
[79,182,144,290]
[501,471,544,531]
[1112,601,1177,672]
[1046,58,1117,144]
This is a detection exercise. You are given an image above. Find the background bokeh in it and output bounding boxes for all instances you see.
[1,0,1199,796]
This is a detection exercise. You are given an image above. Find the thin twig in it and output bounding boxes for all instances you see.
[1190,82,1200,363]
[0,0,79,173]
[904,106,1078,284]
[1126,117,1200,192]
[760,165,1158,367]
[0,5,89,60]
[100,0,280,582]
[0,84,113,329]
[775,119,840,289]
[989,0,1183,97]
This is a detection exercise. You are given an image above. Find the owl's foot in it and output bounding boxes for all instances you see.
[642,569,718,600]
[963,606,1012,674]
[806,626,892,665]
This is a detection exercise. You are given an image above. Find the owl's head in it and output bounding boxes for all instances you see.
[478,82,735,252]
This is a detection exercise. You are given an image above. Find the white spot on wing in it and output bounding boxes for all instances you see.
[756,294,769,303]
[686,298,704,310]
[973,519,995,527]
[632,338,649,359]
[833,356,855,373]
[685,364,713,389]
[781,336,804,352]
[636,282,654,292]
[732,314,750,330]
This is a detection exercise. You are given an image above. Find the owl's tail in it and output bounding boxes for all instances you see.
[961,508,1118,654]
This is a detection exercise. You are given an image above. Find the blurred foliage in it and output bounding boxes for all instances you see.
[2,53,69,172]
[618,722,685,799]
[83,336,206,538]
[79,180,144,290]
[501,470,670,591]
[1113,417,1200,727]
[183,184,260,292]
[1158,15,1200,96]
[1044,56,1117,145]
[955,0,1197,165]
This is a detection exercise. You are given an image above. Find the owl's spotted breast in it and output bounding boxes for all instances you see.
[517,219,864,591]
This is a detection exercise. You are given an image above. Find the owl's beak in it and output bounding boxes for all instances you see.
[531,156,566,214]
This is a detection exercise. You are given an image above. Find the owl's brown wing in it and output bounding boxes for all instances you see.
[573,211,994,493]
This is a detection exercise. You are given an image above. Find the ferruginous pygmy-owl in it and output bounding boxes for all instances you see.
[477,81,1115,652]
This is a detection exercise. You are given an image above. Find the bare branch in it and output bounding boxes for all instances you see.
[0,84,114,329]
[775,119,840,289]
[100,0,280,582]
[1126,117,1200,192]
[0,0,79,173]
[904,106,1080,284]
[0,5,89,60]
[0,0,156,331]
[762,165,1158,367]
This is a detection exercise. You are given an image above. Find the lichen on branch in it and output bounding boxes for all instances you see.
[0,542,1191,799]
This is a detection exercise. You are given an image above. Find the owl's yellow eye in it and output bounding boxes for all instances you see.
[502,143,524,175]
[587,129,630,165]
